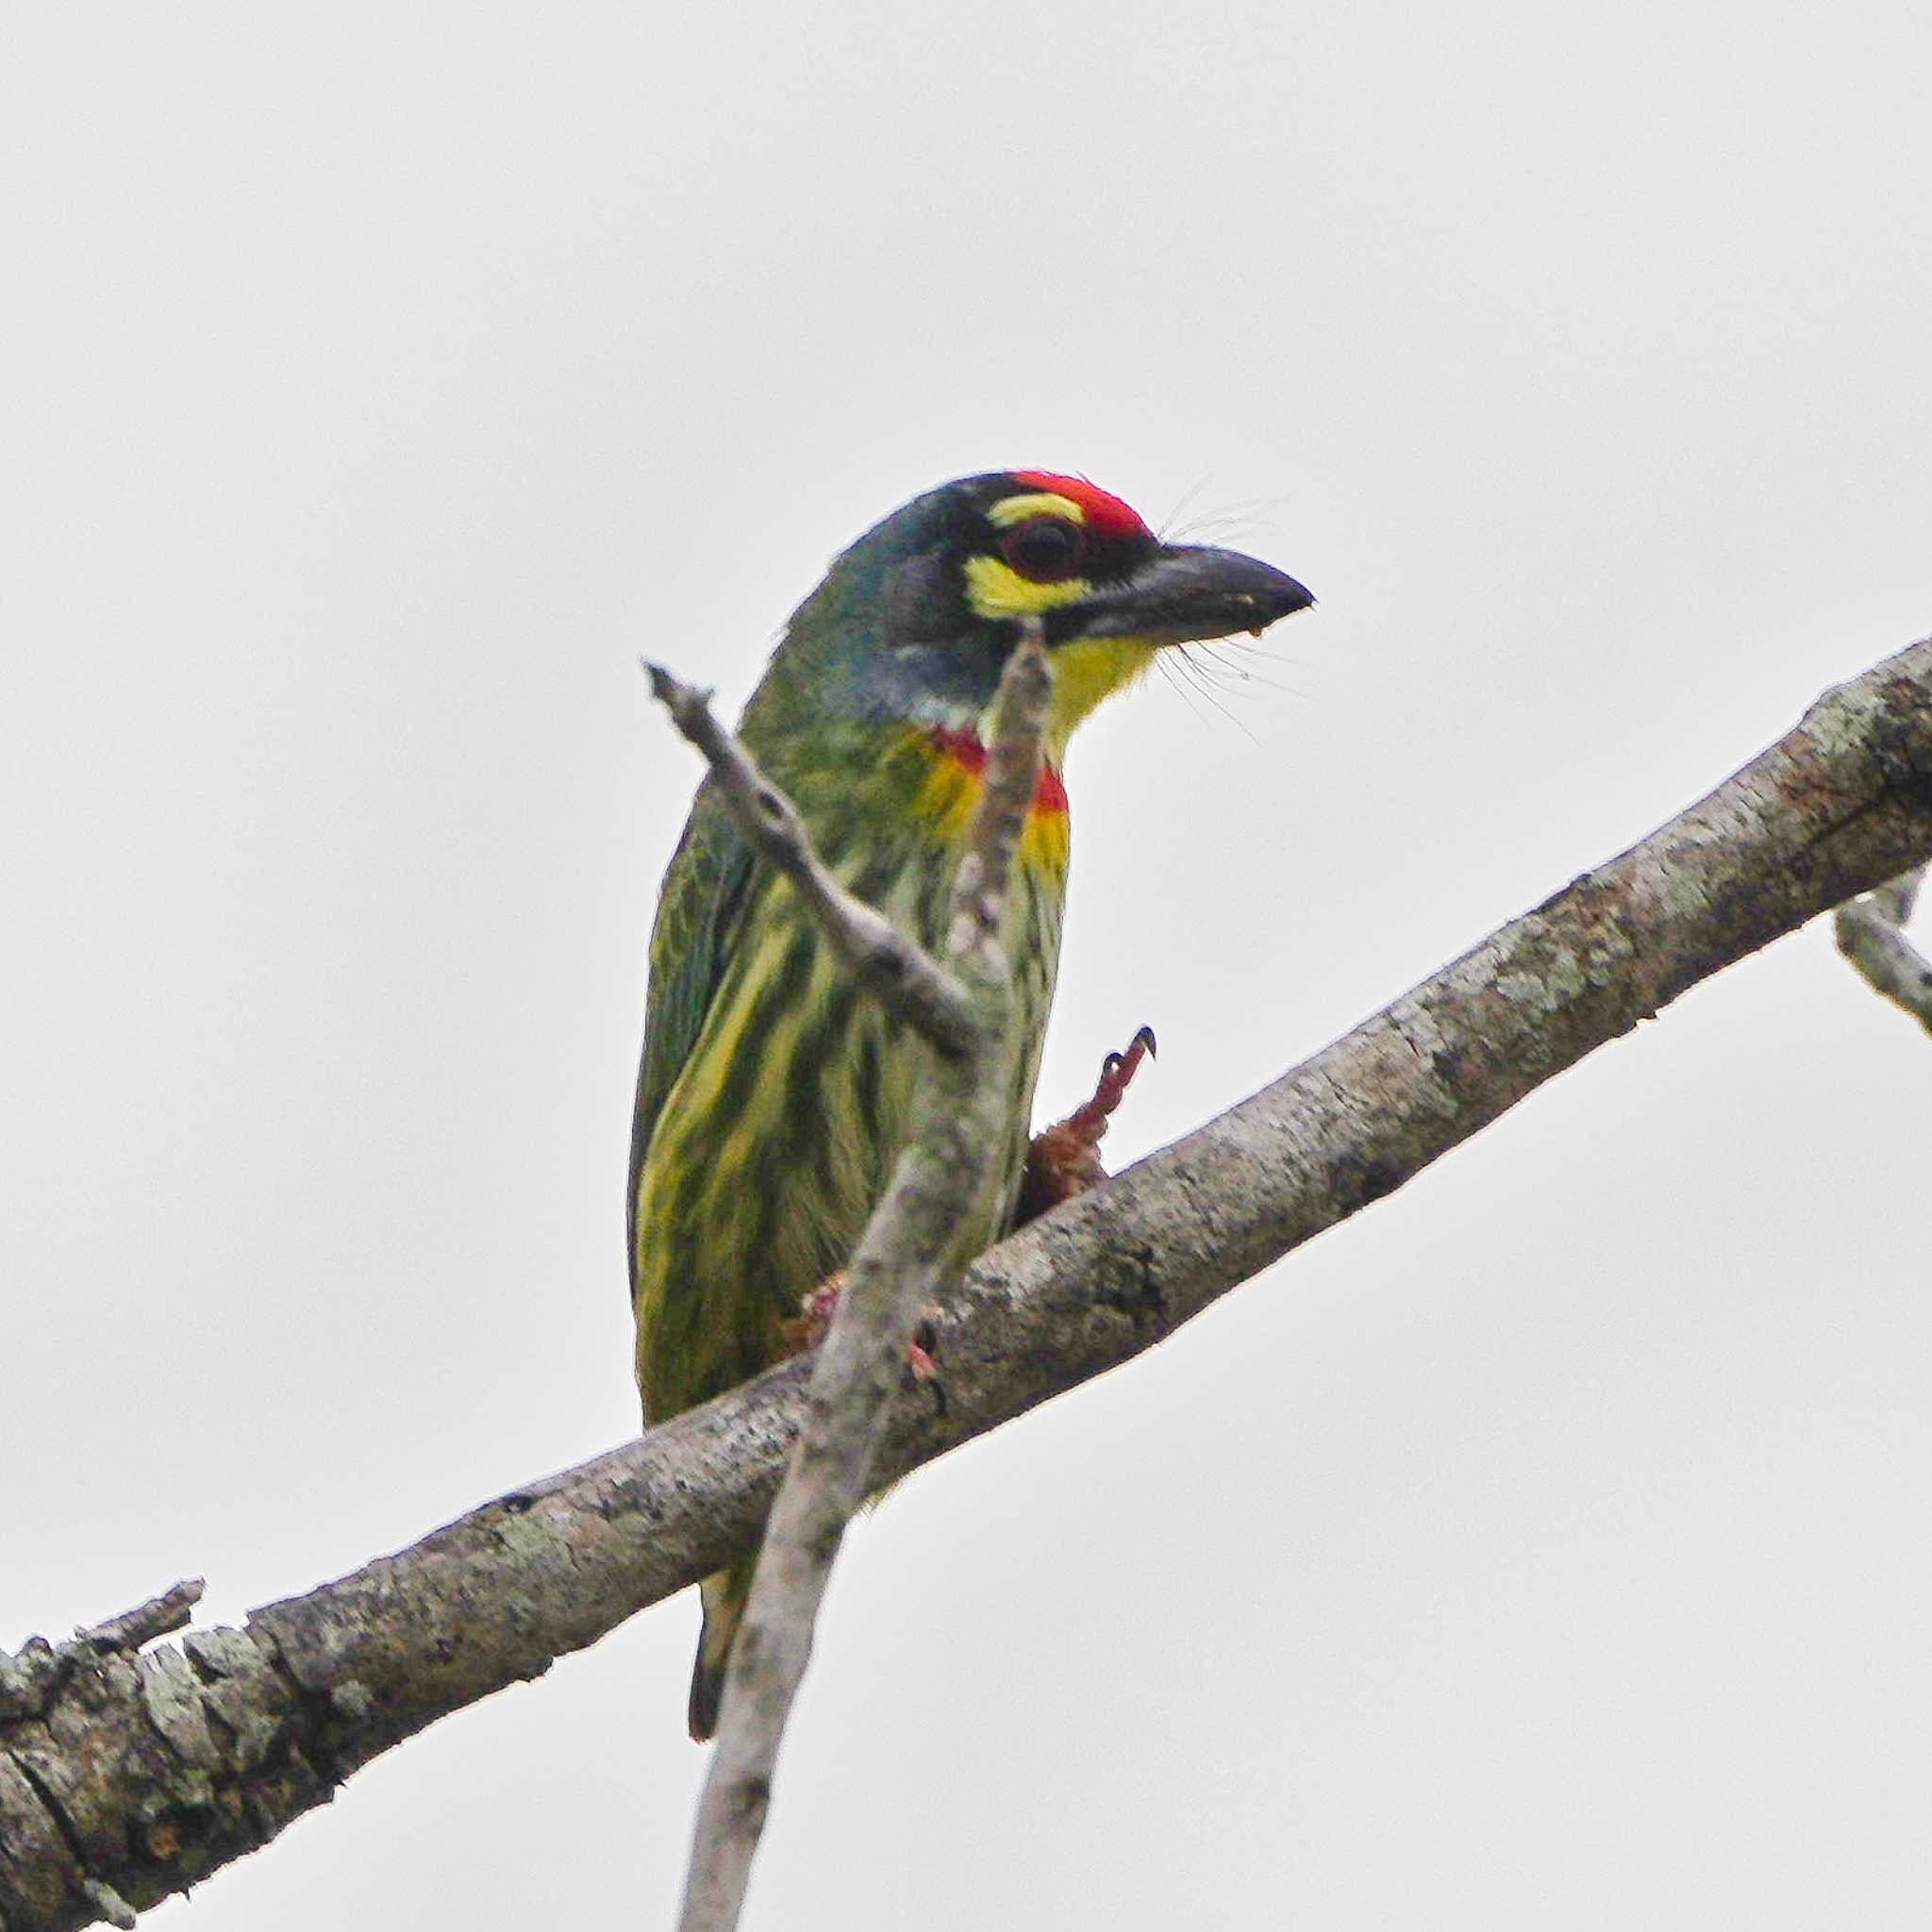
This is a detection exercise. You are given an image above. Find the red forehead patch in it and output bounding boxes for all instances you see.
[1011,470,1150,541]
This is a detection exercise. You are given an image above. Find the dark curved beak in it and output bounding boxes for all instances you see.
[1056,542,1315,646]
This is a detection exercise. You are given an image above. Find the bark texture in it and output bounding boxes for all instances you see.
[4,637,1930,1932]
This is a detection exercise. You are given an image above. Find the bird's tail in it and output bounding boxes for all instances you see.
[688,1560,752,1742]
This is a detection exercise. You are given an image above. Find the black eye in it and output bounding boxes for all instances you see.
[1000,516,1088,583]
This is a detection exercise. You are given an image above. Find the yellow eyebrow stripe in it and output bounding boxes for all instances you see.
[986,491,1086,529]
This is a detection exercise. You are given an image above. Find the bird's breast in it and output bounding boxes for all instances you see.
[899,722,1072,880]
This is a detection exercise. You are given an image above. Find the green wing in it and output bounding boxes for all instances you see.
[625,778,760,1301]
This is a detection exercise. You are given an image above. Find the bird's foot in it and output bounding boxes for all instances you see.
[1016,1024,1158,1224]
[780,1272,847,1357]
[907,1309,942,1402]
[779,1273,945,1407]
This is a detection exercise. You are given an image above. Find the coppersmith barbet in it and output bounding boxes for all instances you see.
[628,471,1312,1738]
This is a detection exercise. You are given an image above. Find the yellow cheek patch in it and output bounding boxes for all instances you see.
[963,553,1093,621]
[986,491,1086,529]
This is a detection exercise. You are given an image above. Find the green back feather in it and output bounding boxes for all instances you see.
[625,779,759,1298]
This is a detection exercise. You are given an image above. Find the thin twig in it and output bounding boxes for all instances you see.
[675,625,1054,1932]
[642,659,980,1061]
[1833,864,1932,1034]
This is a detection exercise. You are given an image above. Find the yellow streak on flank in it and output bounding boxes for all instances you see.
[1021,800,1071,875]
[913,739,983,841]
[652,908,791,1140]
[963,553,1094,621]
[986,490,1087,529]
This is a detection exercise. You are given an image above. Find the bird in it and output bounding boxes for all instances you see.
[628,470,1313,1739]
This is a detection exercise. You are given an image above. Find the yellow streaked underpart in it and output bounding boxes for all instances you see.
[1021,802,1072,874]
[655,911,790,1133]
[963,553,1093,621]
[986,490,1087,529]
[912,741,982,841]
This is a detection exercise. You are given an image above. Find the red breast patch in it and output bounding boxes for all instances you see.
[928,725,1069,816]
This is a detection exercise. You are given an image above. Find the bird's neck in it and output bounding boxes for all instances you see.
[922,724,1070,817]
[743,704,1072,880]
[898,719,1069,881]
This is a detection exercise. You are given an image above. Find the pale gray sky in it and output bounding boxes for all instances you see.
[6,3,1931,1927]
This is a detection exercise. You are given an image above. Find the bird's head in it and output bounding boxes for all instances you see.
[761,471,1314,758]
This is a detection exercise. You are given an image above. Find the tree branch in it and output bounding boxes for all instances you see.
[6,635,1931,1932]
[679,627,1053,1932]
[1833,863,1932,1032]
